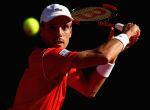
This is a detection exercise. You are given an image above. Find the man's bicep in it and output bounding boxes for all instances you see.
[67,69,87,94]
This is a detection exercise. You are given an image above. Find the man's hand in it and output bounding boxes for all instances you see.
[123,23,141,49]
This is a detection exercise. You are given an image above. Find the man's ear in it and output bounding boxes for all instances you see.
[39,23,46,37]
[39,26,44,37]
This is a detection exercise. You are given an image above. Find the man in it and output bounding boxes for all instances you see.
[9,4,140,110]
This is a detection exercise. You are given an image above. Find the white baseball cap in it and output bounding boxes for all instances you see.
[40,4,73,23]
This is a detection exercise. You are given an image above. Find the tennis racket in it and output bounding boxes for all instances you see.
[69,3,119,51]
[71,3,118,27]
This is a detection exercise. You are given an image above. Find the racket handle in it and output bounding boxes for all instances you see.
[115,23,124,31]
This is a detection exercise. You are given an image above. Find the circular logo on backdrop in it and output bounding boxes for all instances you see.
[72,7,112,21]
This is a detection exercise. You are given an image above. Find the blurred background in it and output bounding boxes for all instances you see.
[1,0,149,110]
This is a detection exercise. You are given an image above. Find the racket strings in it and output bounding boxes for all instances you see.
[72,7,113,21]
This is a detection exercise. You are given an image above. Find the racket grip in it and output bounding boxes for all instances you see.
[115,23,124,31]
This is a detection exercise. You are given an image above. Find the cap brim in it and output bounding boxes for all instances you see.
[41,14,74,23]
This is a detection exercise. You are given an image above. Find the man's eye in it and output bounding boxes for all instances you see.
[62,27,67,30]
[62,25,69,31]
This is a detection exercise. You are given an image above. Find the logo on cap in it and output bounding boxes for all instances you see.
[54,8,62,12]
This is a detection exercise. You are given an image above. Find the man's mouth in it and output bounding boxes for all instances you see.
[56,40,63,43]
[51,40,64,47]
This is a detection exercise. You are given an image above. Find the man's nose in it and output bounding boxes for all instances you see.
[55,27,63,37]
